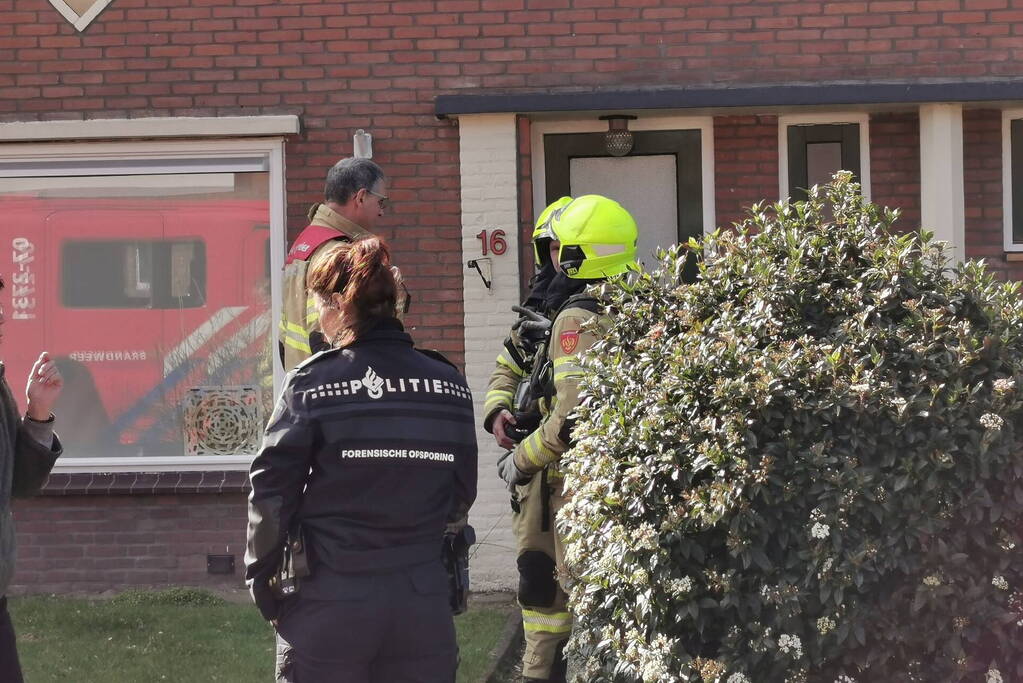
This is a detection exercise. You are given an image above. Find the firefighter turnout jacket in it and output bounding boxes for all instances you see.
[483,321,532,430]
[511,295,607,475]
[246,318,478,616]
[279,204,372,369]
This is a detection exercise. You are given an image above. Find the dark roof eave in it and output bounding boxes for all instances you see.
[434,79,1023,118]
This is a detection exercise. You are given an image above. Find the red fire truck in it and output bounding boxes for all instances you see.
[1,195,272,458]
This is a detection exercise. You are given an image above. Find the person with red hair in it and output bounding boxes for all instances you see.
[246,237,477,683]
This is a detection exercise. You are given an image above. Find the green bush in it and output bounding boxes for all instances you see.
[559,174,1023,682]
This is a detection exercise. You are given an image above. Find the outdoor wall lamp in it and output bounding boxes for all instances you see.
[354,129,373,158]
[600,114,637,157]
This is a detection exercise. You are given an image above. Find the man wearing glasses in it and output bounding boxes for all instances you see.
[279,157,403,369]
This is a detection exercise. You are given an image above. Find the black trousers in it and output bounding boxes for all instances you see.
[274,561,457,683]
[0,597,24,683]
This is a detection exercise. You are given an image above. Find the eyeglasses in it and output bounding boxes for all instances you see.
[366,189,388,209]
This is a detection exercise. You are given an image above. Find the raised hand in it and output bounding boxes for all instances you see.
[25,351,62,421]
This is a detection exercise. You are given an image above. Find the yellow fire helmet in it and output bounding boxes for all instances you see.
[549,194,638,279]
[531,196,573,267]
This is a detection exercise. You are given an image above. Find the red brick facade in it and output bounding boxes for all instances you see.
[963,109,1018,278]
[713,115,780,229]
[3,0,1023,593]
[869,111,922,231]
[12,493,247,593]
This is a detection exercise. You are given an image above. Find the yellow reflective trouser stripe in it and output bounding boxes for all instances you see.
[522,430,557,468]
[496,351,525,376]
[521,609,572,634]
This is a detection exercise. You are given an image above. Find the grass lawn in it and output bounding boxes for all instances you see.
[11,588,511,682]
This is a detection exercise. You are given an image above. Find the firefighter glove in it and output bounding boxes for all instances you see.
[497,449,532,492]
[511,305,552,345]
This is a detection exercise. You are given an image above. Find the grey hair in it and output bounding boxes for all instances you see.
[323,158,386,204]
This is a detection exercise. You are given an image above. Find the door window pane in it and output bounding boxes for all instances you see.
[570,155,678,267]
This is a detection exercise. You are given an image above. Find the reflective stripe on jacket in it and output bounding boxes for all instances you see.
[512,298,608,474]
[246,318,478,594]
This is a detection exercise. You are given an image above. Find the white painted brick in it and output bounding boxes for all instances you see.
[459,113,522,590]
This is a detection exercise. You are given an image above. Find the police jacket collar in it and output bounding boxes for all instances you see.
[346,317,411,347]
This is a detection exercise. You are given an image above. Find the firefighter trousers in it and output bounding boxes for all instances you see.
[512,470,571,682]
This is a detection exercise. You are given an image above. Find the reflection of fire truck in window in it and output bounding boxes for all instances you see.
[2,196,272,458]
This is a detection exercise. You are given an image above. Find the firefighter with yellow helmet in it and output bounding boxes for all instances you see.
[490,195,638,682]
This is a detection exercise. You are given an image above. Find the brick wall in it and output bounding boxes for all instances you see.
[5,0,1023,363]
[10,493,246,593]
[457,113,521,591]
[5,0,1023,595]
[713,115,779,229]
[870,112,922,231]
[962,109,1019,279]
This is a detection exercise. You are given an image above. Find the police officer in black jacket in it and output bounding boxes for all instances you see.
[245,236,478,683]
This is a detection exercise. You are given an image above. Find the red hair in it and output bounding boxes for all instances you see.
[307,237,398,347]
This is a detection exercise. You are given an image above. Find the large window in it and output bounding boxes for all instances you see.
[0,132,287,471]
[779,114,871,202]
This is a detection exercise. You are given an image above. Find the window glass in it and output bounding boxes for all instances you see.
[806,142,844,189]
[787,123,861,202]
[0,168,272,460]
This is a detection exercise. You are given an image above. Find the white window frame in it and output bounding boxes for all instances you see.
[1002,108,1023,252]
[531,114,717,236]
[779,112,871,202]
[0,120,292,472]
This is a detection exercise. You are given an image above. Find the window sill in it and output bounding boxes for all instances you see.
[0,115,300,142]
[37,470,250,496]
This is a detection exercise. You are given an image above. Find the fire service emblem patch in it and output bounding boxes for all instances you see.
[559,330,579,355]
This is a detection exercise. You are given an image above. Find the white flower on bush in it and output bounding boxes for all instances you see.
[810,522,830,540]
[992,575,1009,590]
[922,574,941,587]
[778,633,803,658]
[817,557,834,579]
[835,676,856,683]
[993,378,1015,395]
[980,413,1004,431]
[726,674,750,683]
[669,576,693,595]
[630,568,650,586]
[810,507,825,522]
[634,522,658,551]
[817,616,836,634]
[638,655,669,682]
[986,667,1003,683]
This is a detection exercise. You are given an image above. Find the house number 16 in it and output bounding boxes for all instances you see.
[475,229,507,256]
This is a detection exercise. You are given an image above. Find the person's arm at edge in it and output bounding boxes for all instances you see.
[244,372,316,620]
